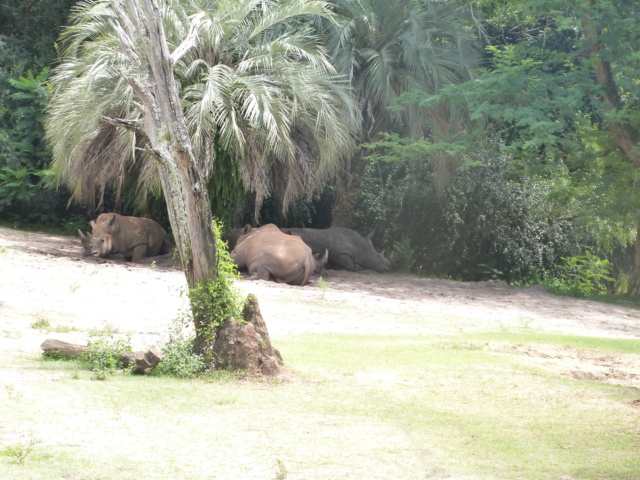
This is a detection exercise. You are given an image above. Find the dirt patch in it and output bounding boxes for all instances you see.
[1,226,639,388]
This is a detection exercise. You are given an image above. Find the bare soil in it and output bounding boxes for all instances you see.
[1,226,639,389]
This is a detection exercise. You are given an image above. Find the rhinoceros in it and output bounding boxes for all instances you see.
[78,213,172,262]
[282,227,390,273]
[231,224,324,285]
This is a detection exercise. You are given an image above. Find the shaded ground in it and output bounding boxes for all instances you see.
[0,226,639,389]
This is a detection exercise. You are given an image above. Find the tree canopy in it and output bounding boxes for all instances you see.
[46,0,359,217]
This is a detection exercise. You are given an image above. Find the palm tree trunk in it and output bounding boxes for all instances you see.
[331,148,369,227]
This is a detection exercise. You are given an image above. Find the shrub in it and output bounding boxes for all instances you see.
[154,329,206,379]
[81,334,132,380]
[544,252,614,297]
[356,149,596,282]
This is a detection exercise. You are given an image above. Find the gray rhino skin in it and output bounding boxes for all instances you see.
[283,227,390,273]
[231,224,319,285]
[78,213,171,262]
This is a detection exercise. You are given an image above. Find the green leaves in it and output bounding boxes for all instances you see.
[46,0,359,216]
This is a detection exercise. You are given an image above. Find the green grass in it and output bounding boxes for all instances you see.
[460,330,640,354]
[2,331,639,479]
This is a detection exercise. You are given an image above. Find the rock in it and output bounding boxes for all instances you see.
[212,294,283,376]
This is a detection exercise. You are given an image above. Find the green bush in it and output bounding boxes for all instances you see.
[154,330,206,379]
[544,251,614,297]
[356,149,596,282]
[81,335,132,381]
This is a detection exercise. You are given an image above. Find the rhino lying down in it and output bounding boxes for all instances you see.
[231,224,327,285]
[78,213,172,262]
[283,227,390,273]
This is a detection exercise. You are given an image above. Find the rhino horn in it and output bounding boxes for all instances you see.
[313,248,329,274]
[77,229,94,240]
[78,229,95,255]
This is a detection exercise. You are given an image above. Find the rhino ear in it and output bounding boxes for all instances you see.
[106,214,116,225]
[242,224,252,234]
[366,229,376,240]
[89,220,96,229]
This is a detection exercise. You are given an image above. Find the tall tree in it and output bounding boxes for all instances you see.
[437,0,640,295]
[323,0,479,226]
[45,0,358,353]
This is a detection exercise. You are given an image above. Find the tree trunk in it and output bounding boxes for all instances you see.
[113,0,279,367]
[115,0,218,354]
[331,148,369,228]
[628,220,640,297]
[584,6,640,297]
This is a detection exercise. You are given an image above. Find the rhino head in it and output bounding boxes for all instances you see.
[361,229,391,272]
[78,214,118,258]
[77,229,96,256]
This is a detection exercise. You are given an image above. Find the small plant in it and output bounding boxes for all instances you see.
[274,458,288,480]
[546,251,614,297]
[88,321,119,337]
[44,254,54,260]
[1,433,40,464]
[212,396,237,406]
[81,334,132,380]
[317,276,331,300]
[69,283,81,293]
[4,384,22,401]
[155,326,206,379]
[150,260,157,271]
[50,324,78,333]
[30,317,50,330]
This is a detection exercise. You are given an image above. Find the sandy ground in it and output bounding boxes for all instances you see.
[1,226,639,389]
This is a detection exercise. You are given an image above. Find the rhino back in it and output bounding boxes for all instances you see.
[93,214,166,258]
[290,227,388,272]
[233,225,314,285]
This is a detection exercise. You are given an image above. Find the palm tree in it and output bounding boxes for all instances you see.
[323,0,479,226]
[45,0,359,354]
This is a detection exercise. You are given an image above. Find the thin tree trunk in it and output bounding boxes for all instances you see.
[331,148,368,228]
[629,220,640,298]
[119,0,218,352]
[584,6,640,297]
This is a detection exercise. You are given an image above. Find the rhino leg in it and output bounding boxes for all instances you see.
[130,244,149,262]
[254,265,273,282]
[332,253,358,271]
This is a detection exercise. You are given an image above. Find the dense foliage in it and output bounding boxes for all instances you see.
[0,0,85,229]
[357,146,599,282]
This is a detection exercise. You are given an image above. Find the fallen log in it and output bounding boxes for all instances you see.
[40,339,164,374]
